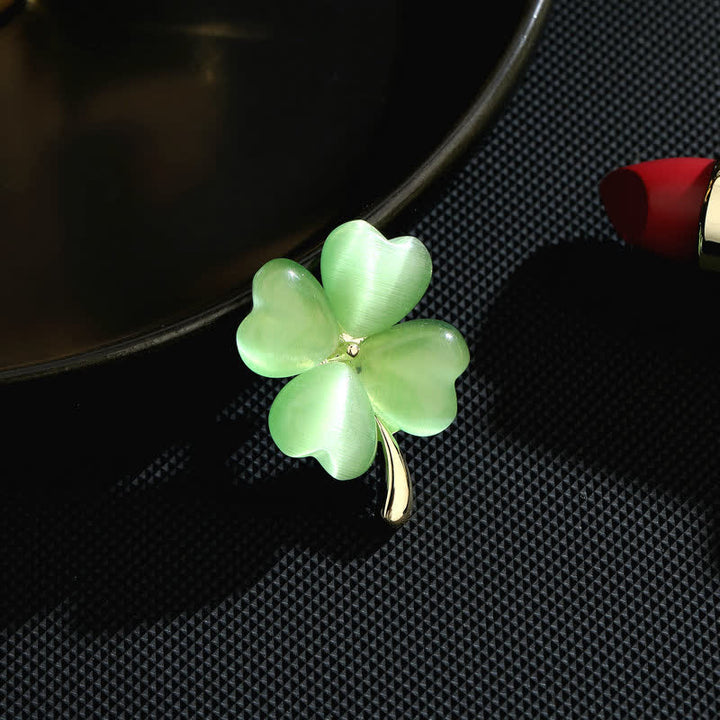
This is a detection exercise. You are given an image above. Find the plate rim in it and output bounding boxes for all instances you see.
[1,0,551,383]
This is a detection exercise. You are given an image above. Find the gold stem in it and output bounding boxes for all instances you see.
[376,417,413,526]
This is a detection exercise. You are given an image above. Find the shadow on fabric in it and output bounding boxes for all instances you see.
[476,241,720,565]
[0,314,394,632]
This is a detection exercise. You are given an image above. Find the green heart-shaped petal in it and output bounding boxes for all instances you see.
[268,362,378,480]
[320,220,432,338]
[236,258,339,378]
[357,319,469,436]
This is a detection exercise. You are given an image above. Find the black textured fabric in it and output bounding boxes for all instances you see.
[3,0,720,717]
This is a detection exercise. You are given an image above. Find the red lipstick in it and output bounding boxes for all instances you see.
[599,157,720,265]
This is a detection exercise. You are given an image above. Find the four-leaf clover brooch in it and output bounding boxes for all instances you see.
[236,220,469,525]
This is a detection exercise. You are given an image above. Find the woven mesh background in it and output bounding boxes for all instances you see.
[3,0,720,717]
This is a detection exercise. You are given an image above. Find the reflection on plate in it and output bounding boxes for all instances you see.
[0,0,550,380]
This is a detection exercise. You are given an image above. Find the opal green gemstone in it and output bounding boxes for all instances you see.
[268,362,378,480]
[320,220,432,338]
[236,258,339,378]
[356,319,470,437]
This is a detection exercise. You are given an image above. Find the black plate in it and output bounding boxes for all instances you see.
[0,0,550,381]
